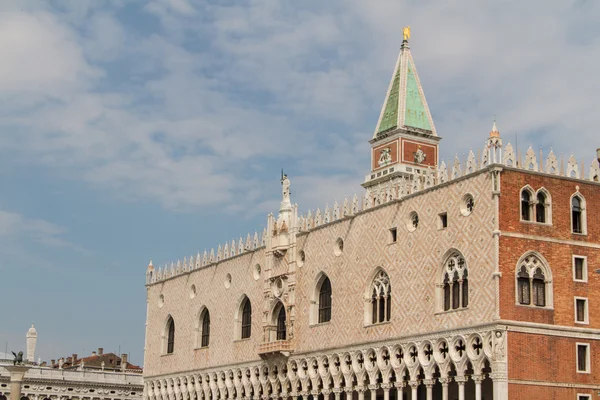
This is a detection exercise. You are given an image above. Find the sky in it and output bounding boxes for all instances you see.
[0,0,599,366]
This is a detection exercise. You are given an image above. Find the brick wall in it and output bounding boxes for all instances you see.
[508,331,598,398]
[499,170,600,327]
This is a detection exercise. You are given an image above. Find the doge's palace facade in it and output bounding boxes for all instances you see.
[143,30,600,400]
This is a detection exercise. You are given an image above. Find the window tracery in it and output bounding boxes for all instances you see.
[442,252,468,311]
[516,253,551,307]
[369,270,391,324]
[571,194,586,234]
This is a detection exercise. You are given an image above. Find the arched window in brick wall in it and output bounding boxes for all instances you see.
[571,194,586,234]
[516,252,553,308]
[520,187,534,221]
[535,189,551,224]
[440,251,468,312]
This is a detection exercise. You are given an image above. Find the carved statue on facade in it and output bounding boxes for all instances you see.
[413,146,426,163]
[378,147,392,167]
[11,351,23,365]
[281,173,291,203]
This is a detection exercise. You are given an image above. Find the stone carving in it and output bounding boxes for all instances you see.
[492,331,506,361]
[11,350,24,365]
[281,174,291,203]
[378,148,392,167]
[413,146,426,164]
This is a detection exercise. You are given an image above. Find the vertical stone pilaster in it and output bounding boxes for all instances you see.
[5,365,30,400]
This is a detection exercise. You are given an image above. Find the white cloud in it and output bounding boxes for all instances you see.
[0,1,599,214]
[0,209,72,248]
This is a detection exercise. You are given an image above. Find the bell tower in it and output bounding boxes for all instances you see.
[363,27,441,194]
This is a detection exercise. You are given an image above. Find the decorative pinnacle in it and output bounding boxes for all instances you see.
[490,115,500,138]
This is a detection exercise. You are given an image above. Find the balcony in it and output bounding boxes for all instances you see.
[258,340,293,358]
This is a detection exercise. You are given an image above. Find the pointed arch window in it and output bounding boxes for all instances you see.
[441,252,468,311]
[368,270,391,324]
[276,306,287,340]
[318,277,332,323]
[166,317,175,354]
[517,266,530,305]
[516,253,552,308]
[536,192,548,223]
[521,189,533,221]
[201,310,210,347]
[241,299,252,339]
[572,195,585,234]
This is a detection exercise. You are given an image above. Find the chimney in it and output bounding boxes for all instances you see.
[596,148,600,162]
[92,351,97,356]
[121,353,128,365]
[72,354,78,364]
[51,359,55,365]
[98,347,103,355]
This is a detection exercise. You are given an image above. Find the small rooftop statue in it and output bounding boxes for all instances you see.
[11,351,23,366]
[403,26,411,41]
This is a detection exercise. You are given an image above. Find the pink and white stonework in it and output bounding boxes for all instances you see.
[143,33,600,400]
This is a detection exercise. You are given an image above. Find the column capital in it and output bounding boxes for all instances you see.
[321,389,331,396]
[380,383,392,391]
[393,382,406,389]
[454,375,467,385]
[367,384,379,391]
[332,388,343,394]
[422,379,435,387]
[408,381,419,389]
[472,375,483,384]
[355,386,367,393]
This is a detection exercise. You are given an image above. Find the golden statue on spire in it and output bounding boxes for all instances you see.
[403,26,411,41]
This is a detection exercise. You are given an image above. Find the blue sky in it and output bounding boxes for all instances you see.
[1,0,599,365]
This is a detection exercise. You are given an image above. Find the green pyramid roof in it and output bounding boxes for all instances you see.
[374,40,436,137]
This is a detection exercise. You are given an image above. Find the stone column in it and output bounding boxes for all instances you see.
[393,382,404,400]
[357,387,366,400]
[423,379,434,400]
[454,376,466,400]
[343,388,353,400]
[332,388,341,400]
[367,385,377,400]
[381,384,390,400]
[5,365,31,400]
[437,378,448,400]
[322,389,331,400]
[473,375,483,400]
[408,381,418,400]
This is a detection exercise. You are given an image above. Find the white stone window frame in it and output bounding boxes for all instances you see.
[574,297,589,325]
[576,342,591,374]
[437,211,448,230]
[519,185,535,223]
[460,193,475,217]
[364,267,392,326]
[436,249,469,313]
[514,251,554,309]
[233,294,252,341]
[309,272,332,326]
[161,315,175,355]
[577,394,591,400]
[572,255,588,283]
[534,187,552,225]
[570,192,588,235]
[194,306,210,349]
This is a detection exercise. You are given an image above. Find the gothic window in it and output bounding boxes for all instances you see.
[535,191,549,223]
[166,316,175,354]
[200,310,210,347]
[318,277,332,323]
[441,252,468,311]
[532,268,545,306]
[520,189,533,221]
[368,270,391,324]
[276,306,287,340]
[572,195,586,234]
[517,266,530,305]
[516,253,552,308]
[241,298,252,339]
